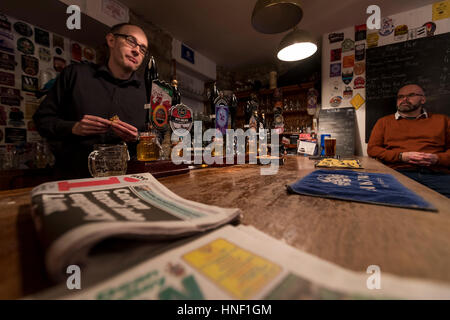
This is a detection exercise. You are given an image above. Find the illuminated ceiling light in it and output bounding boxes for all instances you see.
[277,28,317,61]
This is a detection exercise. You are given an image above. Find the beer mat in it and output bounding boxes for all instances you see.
[315,158,363,169]
[287,170,437,212]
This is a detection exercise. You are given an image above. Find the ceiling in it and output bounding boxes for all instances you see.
[121,0,437,69]
[121,0,436,68]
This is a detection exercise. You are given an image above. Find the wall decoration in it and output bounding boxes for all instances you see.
[54,47,63,56]
[13,22,33,37]
[329,96,342,108]
[432,0,450,21]
[423,22,436,36]
[53,34,64,49]
[0,30,14,53]
[355,44,366,61]
[350,93,365,110]
[17,37,34,55]
[353,77,365,89]
[27,120,41,142]
[0,52,16,70]
[328,32,344,43]
[53,57,66,73]
[394,25,408,41]
[0,106,6,125]
[8,107,25,127]
[354,62,365,75]
[5,127,26,144]
[38,47,51,62]
[22,55,39,76]
[343,55,355,68]
[71,43,82,62]
[330,80,341,95]
[0,86,21,106]
[24,94,39,118]
[0,14,11,31]
[343,86,353,99]
[330,63,341,77]
[367,32,379,48]
[379,17,394,36]
[330,48,341,62]
[83,47,95,61]
[408,26,427,40]
[342,70,353,85]
[342,39,354,52]
[0,71,15,86]
[22,75,39,92]
[34,28,50,47]
[355,24,367,42]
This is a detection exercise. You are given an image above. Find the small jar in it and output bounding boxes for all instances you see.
[137,132,159,161]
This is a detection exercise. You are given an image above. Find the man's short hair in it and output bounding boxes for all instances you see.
[108,23,140,35]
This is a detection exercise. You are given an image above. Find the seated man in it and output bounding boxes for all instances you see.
[367,84,450,197]
[34,23,149,179]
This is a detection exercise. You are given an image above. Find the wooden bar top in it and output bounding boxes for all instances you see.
[0,156,449,299]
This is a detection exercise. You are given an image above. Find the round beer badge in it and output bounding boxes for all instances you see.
[13,22,33,37]
[17,37,34,55]
[423,22,436,36]
[379,17,394,36]
[353,77,365,89]
[54,47,63,56]
[152,104,169,129]
[354,62,365,75]
[169,104,193,136]
[330,96,342,108]
[342,39,355,52]
[83,47,95,61]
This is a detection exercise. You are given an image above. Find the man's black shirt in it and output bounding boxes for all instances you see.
[33,62,147,179]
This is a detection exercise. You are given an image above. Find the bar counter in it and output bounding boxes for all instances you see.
[0,156,449,299]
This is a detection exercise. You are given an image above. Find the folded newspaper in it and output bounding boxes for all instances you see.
[30,173,241,282]
[53,225,450,300]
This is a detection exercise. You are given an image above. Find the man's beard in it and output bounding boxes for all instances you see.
[397,101,422,113]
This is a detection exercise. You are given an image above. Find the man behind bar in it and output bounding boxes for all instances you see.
[33,23,148,179]
[368,84,450,197]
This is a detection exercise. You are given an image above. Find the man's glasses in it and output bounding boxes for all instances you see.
[397,93,424,100]
[113,33,148,56]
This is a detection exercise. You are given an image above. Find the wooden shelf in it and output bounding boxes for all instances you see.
[234,82,316,99]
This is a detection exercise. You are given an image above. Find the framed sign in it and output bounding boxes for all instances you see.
[181,44,195,64]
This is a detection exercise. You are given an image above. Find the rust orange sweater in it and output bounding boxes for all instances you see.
[367,113,450,172]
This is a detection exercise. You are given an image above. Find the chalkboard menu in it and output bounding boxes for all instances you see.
[318,107,355,157]
[366,32,450,142]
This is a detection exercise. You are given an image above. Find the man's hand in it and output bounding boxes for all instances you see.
[401,152,439,166]
[72,115,110,136]
[110,119,138,142]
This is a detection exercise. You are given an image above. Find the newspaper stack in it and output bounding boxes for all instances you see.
[30,173,241,282]
[58,225,450,300]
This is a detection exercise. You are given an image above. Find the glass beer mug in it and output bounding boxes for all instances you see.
[137,132,160,161]
[88,144,129,177]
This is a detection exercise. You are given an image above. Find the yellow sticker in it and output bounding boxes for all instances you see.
[351,93,365,110]
[183,238,282,299]
[433,0,450,21]
[367,32,379,48]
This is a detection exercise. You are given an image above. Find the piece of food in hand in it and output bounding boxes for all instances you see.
[109,115,120,122]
